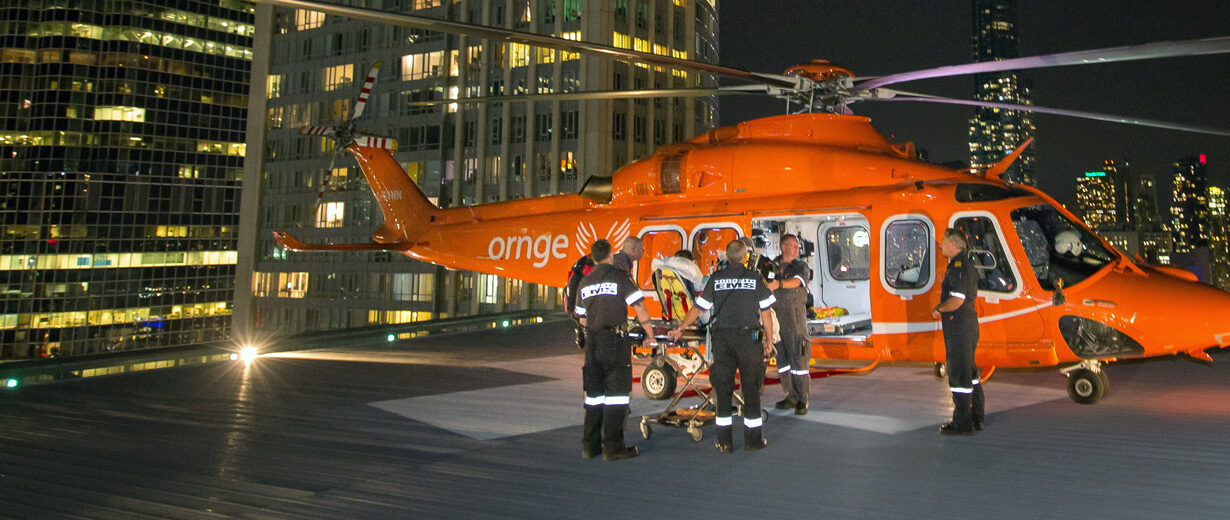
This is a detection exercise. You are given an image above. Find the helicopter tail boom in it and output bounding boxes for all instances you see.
[346,141,439,247]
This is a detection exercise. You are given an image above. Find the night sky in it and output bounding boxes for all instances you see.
[716,1,1230,208]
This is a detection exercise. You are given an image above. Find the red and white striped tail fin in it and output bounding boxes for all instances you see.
[353,135,397,150]
[351,61,381,120]
[301,125,335,136]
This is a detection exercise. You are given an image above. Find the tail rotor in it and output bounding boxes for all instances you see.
[300,61,383,225]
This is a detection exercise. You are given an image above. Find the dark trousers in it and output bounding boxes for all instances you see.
[943,312,984,430]
[710,328,766,447]
[776,332,811,404]
[582,330,633,454]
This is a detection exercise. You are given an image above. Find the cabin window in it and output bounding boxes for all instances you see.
[636,229,684,290]
[1010,204,1116,290]
[953,216,1017,293]
[692,227,739,276]
[825,226,870,281]
[884,220,931,289]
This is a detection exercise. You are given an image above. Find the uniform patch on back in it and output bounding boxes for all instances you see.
[954,261,962,267]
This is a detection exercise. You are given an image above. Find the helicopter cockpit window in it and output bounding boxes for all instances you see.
[953,216,1017,293]
[826,227,870,281]
[1010,204,1116,290]
[884,220,931,289]
[954,183,1033,203]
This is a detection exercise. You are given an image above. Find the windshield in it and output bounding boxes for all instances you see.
[1009,204,1117,290]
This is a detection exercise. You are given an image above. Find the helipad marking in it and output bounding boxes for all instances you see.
[369,356,1066,439]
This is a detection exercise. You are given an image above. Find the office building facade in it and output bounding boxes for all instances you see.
[1170,155,1209,254]
[1209,186,1229,291]
[968,0,1035,186]
[0,0,253,359]
[235,0,719,334]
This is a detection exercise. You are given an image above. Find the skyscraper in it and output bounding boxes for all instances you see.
[235,0,719,334]
[0,1,253,359]
[1075,169,1117,230]
[1208,186,1229,291]
[1171,155,1210,253]
[1133,173,1161,232]
[968,0,1035,186]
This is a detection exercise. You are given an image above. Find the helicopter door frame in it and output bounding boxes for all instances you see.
[878,214,937,300]
[948,210,1026,303]
[816,215,873,316]
[687,221,744,280]
[633,224,688,306]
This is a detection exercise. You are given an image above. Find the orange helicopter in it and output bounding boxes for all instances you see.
[262,0,1230,404]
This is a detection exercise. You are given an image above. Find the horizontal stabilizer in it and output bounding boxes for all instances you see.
[272,231,413,252]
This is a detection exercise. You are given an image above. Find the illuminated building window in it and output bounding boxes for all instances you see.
[278,273,310,298]
[508,44,531,68]
[478,274,499,304]
[322,63,354,91]
[295,9,325,30]
[267,74,282,98]
[401,51,446,80]
[316,201,345,228]
[93,106,145,122]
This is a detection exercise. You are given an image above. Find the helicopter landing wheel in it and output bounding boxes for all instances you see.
[640,361,677,401]
[933,362,947,381]
[1066,368,1107,404]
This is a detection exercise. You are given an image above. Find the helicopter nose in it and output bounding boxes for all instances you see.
[1098,269,1230,355]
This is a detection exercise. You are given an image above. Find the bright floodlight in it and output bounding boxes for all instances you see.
[4,379,16,389]
[239,346,259,363]
[387,334,396,342]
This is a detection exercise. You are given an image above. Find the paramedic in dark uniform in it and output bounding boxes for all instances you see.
[768,234,813,415]
[574,239,656,461]
[668,239,776,453]
[611,236,643,274]
[932,228,985,436]
[565,254,595,349]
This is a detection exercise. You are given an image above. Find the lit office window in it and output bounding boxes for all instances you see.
[295,9,325,30]
[316,202,345,228]
[322,63,353,91]
[93,106,145,122]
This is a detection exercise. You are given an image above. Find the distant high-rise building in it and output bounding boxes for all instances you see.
[1171,155,1210,253]
[1133,173,1161,232]
[1076,169,1118,230]
[1208,186,1230,291]
[235,0,719,334]
[969,0,1035,186]
[0,1,253,359]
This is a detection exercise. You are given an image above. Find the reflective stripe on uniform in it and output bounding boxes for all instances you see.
[605,395,630,406]
[950,387,974,394]
[759,294,777,309]
[744,416,763,428]
[695,296,713,310]
[793,275,806,284]
[715,416,733,427]
[777,365,791,373]
[973,379,981,385]
[574,306,587,316]
[790,369,809,376]
[584,395,604,406]
[949,292,965,299]
[625,290,644,306]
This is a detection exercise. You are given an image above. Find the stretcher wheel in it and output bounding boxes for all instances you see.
[687,423,702,442]
[640,417,653,440]
[641,361,677,401]
[933,362,947,381]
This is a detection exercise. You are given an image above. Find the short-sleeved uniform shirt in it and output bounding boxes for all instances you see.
[695,265,776,329]
[771,257,811,336]
[940,252,979,319]
[574,263,645,330]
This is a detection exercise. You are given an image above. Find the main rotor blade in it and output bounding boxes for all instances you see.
[255,0,795,89]
[351,61,381,120]
[406,88,748,106]
[860,91,1230,137]
[856,36,1230,91]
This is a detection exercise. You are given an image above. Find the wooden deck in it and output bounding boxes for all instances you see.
[2,320,1228,519]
